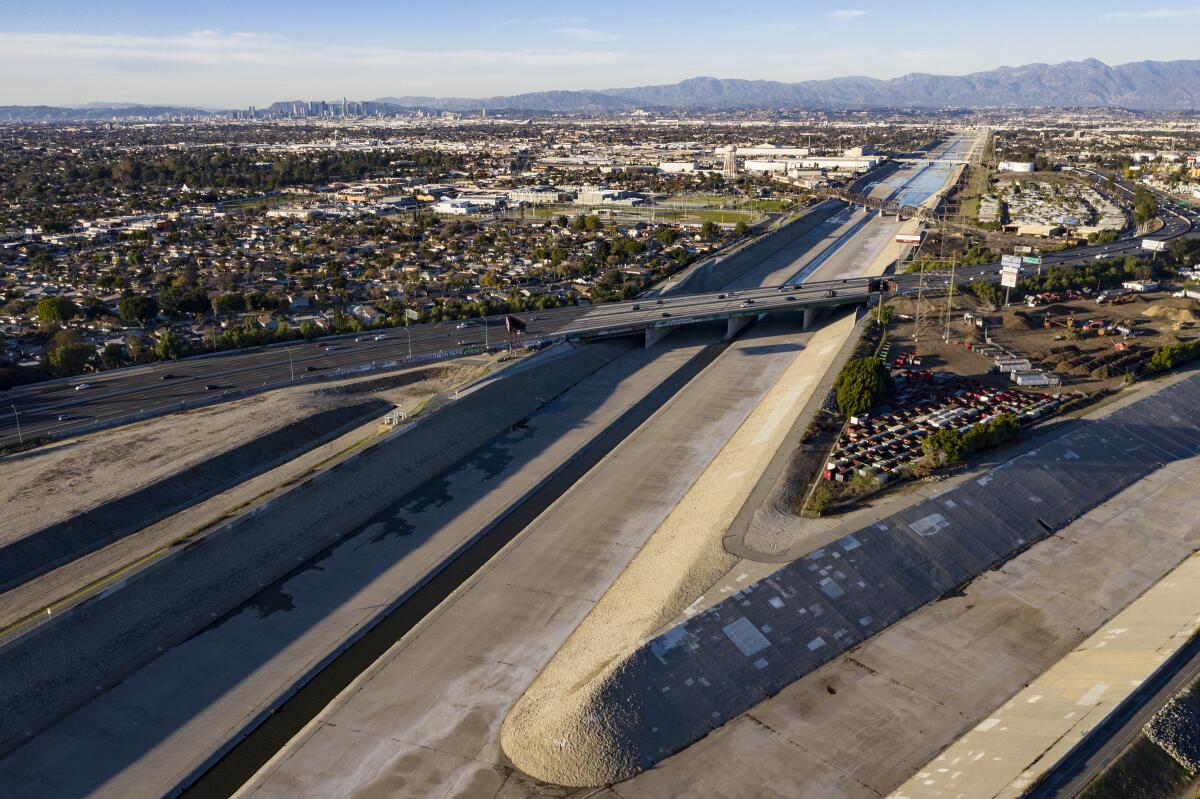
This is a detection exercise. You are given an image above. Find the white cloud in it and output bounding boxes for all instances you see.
[827,9,869,19]
[554,27,620,43]
[0,30,651,105]
[1105,7,1200,18]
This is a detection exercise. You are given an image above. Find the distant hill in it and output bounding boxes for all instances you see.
[0,104,215,122]
[376,58,1200,112]
[5,58,1199,121]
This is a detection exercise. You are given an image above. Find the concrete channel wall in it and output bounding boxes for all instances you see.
[0,400,391,593]
[667,200,846,296]
[521,372,1200,785]
[0,340,632,757]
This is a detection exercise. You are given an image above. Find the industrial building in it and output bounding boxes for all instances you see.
[508,187,566,205]
[658,161,701,173]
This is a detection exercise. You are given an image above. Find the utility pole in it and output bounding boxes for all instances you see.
[483,313,489,349]
[287,348,295,381]
[10,404,22,446]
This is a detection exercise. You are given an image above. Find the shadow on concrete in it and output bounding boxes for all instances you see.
[0,399,391,593]
[568,373,1200,782]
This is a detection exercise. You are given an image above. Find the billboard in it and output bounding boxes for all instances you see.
[895,233,923,245]
[1001,270,1020,289]
[1142,239,1167,253]
[505,314,527,334]
[1001,254,1023,268]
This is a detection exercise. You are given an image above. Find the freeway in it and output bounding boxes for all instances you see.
[2,160,1193,449]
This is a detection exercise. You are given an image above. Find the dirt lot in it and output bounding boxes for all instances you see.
[1,358,493,542]
[884,291,1199,394]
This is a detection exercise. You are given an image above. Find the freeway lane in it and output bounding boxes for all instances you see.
[1,169,1194,448]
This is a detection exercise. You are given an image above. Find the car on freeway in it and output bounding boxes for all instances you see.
[374,334,388,340]
[74,383,90,391]
[786,296,797,302]
[661,312,672,317]
[326,344,339,351]
[354,336,366,342]
[204,384,220,391]
[717,293,727,299]
[457,339,468,345]
[741,299,755,307]
[305,365,319,372]
[57,413,72,421]
[160,373,175,380]
[655,299,665,305]
[630,303,641,311]
[456,322,470,329]
[824,289,838,298]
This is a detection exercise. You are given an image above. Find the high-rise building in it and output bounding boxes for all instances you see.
[342,97,348,118]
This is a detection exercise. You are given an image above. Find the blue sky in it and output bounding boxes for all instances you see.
[3,1,1200,106]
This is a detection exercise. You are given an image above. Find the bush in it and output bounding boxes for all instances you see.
[1146,339,1200,374]
[835,356,893,417]
[923,412,1021,465]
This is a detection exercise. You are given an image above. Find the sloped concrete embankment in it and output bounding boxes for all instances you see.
[0,340,631,758]
[0,400,391,593]
[667,200,846,295]
[501,316,858,786]
[504,370,1200,788]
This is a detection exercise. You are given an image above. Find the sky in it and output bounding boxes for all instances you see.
[3,1,1200,107]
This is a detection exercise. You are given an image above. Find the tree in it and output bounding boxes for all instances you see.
[1133,186,1158,227]
[80,297,108,319]
[968,279,1001,307]
[834,356,893,418]
[700,221,720,240]
[211,292,247,315]
[119,295,159,324]
[733,221,750,237]
[155,329,183,361]
[101,342,124,369]
[125,335,144,362]
[34,296,78,326]
[45,330,93,376]
[922,426,966,464]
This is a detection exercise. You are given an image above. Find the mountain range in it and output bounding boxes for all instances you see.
[376,59,1200,113]
[3,58,1200,121]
